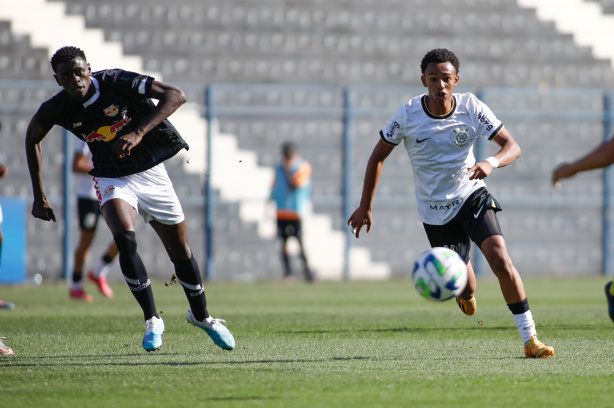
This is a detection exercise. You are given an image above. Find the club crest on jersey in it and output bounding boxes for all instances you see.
[453,127,470,147]
[103,104,120,117]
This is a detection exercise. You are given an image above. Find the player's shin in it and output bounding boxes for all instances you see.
[174,255,209,321]
[115,231,157,320]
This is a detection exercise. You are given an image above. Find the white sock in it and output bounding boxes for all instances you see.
[513,310,537,343]
[71,281,84,290]
[92,258,111,278]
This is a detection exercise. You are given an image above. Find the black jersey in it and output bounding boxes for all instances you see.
[36,69,189,178]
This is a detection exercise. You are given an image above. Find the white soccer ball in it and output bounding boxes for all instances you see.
[411,247,468,301]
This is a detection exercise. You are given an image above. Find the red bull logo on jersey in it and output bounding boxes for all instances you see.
[84,117,132,142]
[103,104,120,117]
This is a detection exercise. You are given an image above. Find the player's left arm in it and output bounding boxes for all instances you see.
[468,126,520,180]
[114,80,187,158]
[287,161,311,190]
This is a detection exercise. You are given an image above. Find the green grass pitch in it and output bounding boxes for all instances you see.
[0,276,613,408]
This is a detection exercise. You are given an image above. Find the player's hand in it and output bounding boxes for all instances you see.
[552,162,576,189]
[0,165,7,178]
[114,132,143,158]
[347,207,371,238]
[467,161,493,180]
[31,199,56,222]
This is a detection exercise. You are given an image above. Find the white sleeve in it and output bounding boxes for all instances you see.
[470,95,503,140]
[379,105,407,146]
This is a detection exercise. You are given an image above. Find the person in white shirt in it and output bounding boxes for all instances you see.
[70,139,118,301]
[348,48,554,358]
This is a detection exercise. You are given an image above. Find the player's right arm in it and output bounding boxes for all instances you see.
[347,139,394,238]
[25,114,56,222]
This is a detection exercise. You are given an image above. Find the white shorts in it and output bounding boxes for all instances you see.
[93,163,185,225]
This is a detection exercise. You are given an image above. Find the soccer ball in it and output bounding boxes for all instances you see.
[411,247,468,301]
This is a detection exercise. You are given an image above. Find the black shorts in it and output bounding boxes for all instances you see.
[277,219,302,239]
[422,188,503,263]
[77,197,102,231]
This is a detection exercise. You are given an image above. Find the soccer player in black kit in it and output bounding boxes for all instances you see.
[25,46,235,352]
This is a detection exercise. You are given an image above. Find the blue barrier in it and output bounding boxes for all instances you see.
[0,197,26,284]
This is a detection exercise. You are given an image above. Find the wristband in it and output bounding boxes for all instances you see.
[485,156,499,168]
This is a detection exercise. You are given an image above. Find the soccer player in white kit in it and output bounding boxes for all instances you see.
[348,49,554,358]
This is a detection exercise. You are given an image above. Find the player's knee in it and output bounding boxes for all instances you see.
[114,231,137,254]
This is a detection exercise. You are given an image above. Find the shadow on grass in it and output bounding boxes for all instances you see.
[0,352,531,369]
[279,325,514,334]
[279,323,609,335]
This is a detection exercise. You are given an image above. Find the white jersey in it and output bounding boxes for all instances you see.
[380,92,503,225]
[74,139,98,200]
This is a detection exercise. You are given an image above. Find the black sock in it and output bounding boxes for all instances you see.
[72,271,83,284]
[114,231,157,321]
[102,254,114,264]
[174,255,209,321]
[507,298,530,315]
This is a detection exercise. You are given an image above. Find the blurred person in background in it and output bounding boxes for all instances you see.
[69,138,118,302]
[271,142,315,283]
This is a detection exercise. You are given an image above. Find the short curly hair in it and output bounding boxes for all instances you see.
[50,46,87,72]
[420,49,460,75]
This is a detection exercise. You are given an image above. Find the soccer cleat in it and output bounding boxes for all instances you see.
[524,335,554,358]
[142,316,165,352]
[0,300,15,310]
[455,297,476,316]
[69,287,94,302]
[88,271,114,299]
[0,337,14,354]
[605,281,614,323]
[186,309,235,351]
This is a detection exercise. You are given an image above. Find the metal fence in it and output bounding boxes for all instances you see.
[1,81,613,280]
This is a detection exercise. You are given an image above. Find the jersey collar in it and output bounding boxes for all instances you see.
[82,77,100,108]
[421,94,456,119]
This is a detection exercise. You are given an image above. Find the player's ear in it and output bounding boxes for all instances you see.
[86,63,91,74]
[421,75,427,87]
[53,74,61,87]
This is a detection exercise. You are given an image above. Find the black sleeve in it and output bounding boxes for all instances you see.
[98,69,155,100]
[34,99,59,132]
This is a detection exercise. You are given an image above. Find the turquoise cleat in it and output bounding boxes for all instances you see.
[186,309,235,351]
[142,316,164,352]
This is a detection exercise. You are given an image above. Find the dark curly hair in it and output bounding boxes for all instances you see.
[50,46,87,72]
[420,49,460,75]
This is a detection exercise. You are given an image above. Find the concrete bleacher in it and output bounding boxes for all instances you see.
[1,0,614,281]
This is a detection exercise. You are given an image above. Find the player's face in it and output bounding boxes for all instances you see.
[421,62,459,103]
[53,57,92,102]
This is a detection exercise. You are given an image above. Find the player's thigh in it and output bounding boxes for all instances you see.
[149,220,191,261]
[101,198,138,235]
[465,209,503,249]
[422,221,471,263]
